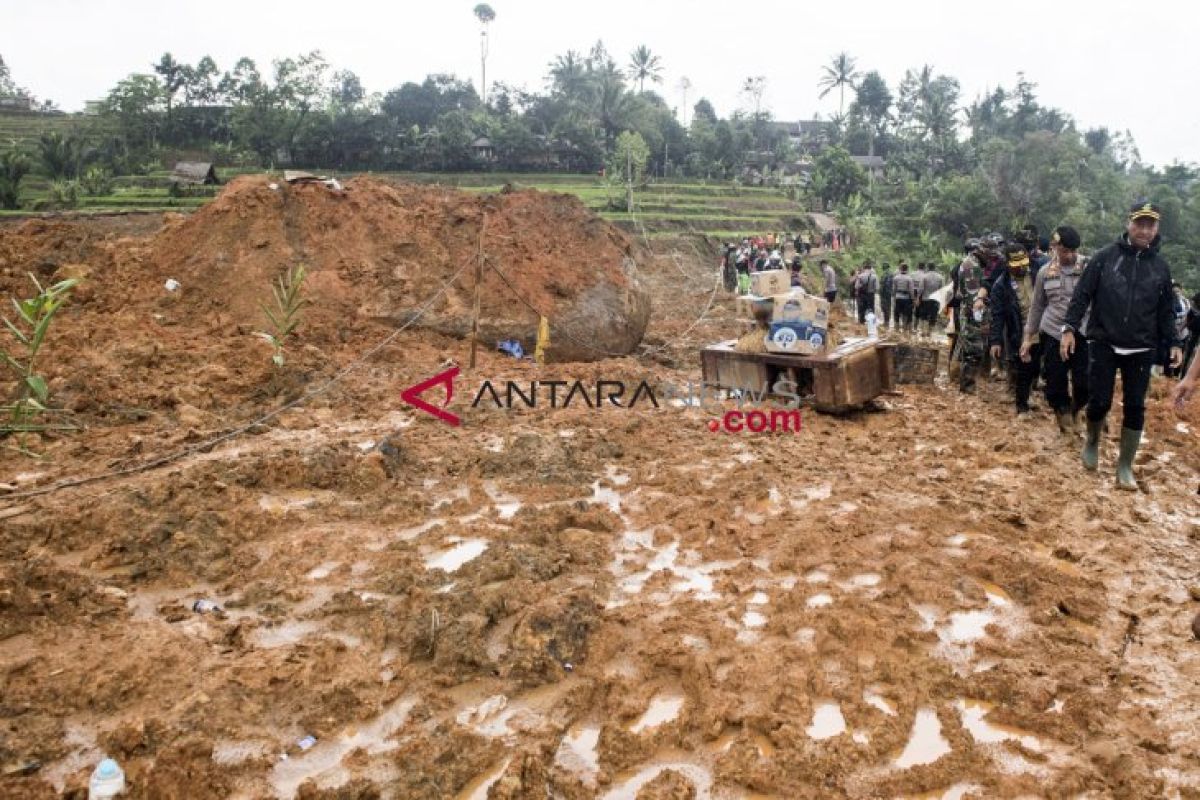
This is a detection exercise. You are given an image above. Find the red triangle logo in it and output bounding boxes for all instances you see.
[401,367,461,427]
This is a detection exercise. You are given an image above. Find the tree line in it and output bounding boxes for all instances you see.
[0,47,1197,286]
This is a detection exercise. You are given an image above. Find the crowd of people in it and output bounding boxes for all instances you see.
[717,203,1199,493]
[945,205,1196,490]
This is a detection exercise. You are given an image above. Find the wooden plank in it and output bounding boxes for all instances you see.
[842,348,883,405]
[877,343,897,391]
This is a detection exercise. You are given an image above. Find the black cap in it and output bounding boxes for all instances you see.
[1129,200,1161,221]
[1052,225,1081,250]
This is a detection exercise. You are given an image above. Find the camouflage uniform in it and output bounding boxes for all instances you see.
[956,254,989,392]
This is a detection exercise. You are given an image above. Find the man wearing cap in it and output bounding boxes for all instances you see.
[990,244,1040,413]
[1062,201,1184,489]
[1022,226,1089,432]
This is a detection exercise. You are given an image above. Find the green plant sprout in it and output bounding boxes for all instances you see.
[1,273,79,452]
[256,263,308,367]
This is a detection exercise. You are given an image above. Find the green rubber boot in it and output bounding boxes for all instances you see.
[1116,427,1141,491]
[1082,417,1103,471]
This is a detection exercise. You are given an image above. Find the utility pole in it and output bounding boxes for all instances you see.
[664,140,669,179]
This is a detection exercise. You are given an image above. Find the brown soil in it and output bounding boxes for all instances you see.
[1,201,1199,800]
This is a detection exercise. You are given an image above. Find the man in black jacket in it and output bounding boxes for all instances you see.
[1061,201,1184,489]
[989,244,1040,413]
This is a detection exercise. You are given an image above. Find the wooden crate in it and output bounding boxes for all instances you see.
[700,338,896,413]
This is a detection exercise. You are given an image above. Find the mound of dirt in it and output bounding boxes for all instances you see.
[148,176,651,361]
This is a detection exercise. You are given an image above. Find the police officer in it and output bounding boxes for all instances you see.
[1021,226,1088,433]
[1062,201,1184,489]
[893,262,915,332]
[880,262,894,328]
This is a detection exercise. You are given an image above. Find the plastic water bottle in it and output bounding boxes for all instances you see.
[865,312,878,339]
[89,757,125,798]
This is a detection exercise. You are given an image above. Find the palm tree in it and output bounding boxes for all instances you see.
[818,52,860,117]
[548,51,590,104]
[627,45,663,94]
[473,4,496,106]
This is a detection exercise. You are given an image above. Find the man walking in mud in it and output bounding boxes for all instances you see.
[1062,201,1183,489]
[955,250,990,392]
[1022,226,1089,433]
[821,259,838,304]
[990,244,1040,414]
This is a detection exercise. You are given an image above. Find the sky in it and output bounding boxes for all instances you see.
[3,0,1199,166]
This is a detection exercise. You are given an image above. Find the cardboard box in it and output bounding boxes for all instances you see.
[735,293,768,320]
[750,269,789,297]
[764,293,830,355]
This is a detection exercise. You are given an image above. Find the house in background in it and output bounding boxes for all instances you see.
[850,155,886,181]
[171,162,220,185]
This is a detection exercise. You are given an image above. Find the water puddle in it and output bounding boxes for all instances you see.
[863,688,897,716]
[940,610,995,643]
[852,730,870,745]
[749,591,769,605]
[554,724,600,786]
[839,573,881,590]
[794,627,816,646]
[610,536,733,607]
[483,481,522,519]
[1029,543,1085,578]
[454,679,573,741]
[741,610,767,629]
[251,620,361,650]
[258,492,328,515]
[432,486,470,511]
[389,518,447,544]
[806,593,833,608]
[804,570,830,584]
[269,697,416,797]
[806,702,846,740]
[306,561,340,581]
[1047,699,1065,714]
[893,707,951,769]
[601,759,714,799]
[914,605,940,632]
[630,692,685,733]
[606,465,631,486]
[424,538,488,573]
[456,757,510,800]
[212,738,273,765]
[957,699,1043,750]
[978,580,1011,607]
[591,481,623,514]
[789,483,833,510]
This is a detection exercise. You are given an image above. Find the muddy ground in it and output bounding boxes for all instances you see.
[2,210,1200,800]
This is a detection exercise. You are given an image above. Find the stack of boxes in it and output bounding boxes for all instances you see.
[735,270,830,356]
